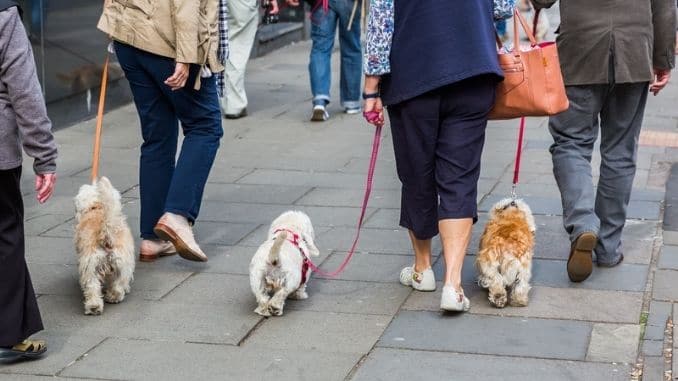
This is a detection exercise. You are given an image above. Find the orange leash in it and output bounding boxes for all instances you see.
[90,54,110,183]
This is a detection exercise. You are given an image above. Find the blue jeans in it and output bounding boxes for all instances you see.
[114,42,223,239]
[309,0,362,108]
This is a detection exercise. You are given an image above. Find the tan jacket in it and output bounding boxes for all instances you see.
[532,0,676,86]
[97,0,223,73]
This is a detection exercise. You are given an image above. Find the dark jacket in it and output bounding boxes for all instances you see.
[532,0,676,85]
[380,0,503,106]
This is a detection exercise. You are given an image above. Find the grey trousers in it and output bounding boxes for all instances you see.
[549,82,649,265]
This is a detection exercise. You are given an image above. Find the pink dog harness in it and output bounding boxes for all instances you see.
[273,228,310,286]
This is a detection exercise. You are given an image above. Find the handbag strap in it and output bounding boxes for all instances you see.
[90,54,109,183]
[495,9,537,53]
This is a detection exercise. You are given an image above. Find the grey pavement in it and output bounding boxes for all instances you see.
[3,37,678,380]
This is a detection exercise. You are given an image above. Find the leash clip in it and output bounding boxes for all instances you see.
[510,184,517,204]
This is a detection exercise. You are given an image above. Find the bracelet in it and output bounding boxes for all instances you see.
[362,92,380,100]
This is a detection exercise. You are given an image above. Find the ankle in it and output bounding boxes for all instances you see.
[414,263,431,273]
[443,282,462,292]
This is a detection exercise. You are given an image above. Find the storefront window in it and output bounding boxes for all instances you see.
[18,0,131,130]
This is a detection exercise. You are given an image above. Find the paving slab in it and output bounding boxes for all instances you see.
[316,226,440,255]
[28,263,192,301]
[25,236,78,265]
[351,348,630,381]
[402,285,642,324]
[642,356,666,381]
[237,168,402,190]
[201,183,311,204]
[318,251,415,282]
[0,375,92,381]
[286,279,411,315]
[60,338,360,381]
[432,255,649,292]
[642,339,664,357]
[378,310,591,360]
[244,310,390,353]
[651,269,678,301]
[0,331,104,377]
[295,187,401,209]
[24,214,74,237]
[363,208,402,229]
[586,323,640,363]
[658,245,678,269]
[37,294,261,345]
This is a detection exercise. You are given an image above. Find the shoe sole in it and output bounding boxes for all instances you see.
[440,302,470,312]
[567,232,596,282]
[311,109,327,122]
[138,251,177,263]
[153,223,208,262]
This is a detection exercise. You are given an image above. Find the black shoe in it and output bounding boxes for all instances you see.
[567,232,596,282]
[224,109,247,119]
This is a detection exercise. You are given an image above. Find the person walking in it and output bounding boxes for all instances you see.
[0,1,57,361]
[363,0,503,311]
[286,0,362,121]
[98,0,225,263]
[529,0,676,281]
[219,0,269,119]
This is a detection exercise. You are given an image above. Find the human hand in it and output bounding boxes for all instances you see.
[286,0,300,6]
[164,62,190,91]
[35,173,56,204]
[650,68,671,96]
[363,98,384,127]
[270,0,280,14]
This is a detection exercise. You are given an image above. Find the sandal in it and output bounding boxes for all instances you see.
[0,339,47,361]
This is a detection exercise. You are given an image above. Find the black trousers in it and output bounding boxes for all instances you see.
[387,75,496,240]
[0,166,43,346]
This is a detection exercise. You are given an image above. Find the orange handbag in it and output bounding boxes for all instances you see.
[488,9,569,120]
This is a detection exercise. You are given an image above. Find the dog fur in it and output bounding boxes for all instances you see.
[476,198,536,308]
[249,211,320,316]
[74,177,134,315]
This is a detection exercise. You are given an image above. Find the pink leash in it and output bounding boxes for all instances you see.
[305,120,383,278]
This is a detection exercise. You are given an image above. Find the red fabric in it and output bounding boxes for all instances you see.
[513,117,526,185]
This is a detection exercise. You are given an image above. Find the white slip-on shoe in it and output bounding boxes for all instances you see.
[440,285,470,312]
[399,265,436,291]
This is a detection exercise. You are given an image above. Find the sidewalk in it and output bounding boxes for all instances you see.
[2,40,678,381]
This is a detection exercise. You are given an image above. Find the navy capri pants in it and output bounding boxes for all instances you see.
[387,75,496,240]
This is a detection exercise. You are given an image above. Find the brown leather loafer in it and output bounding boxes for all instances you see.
[153,213,208,262]
[567,232,597,282]
[139,239,177,262]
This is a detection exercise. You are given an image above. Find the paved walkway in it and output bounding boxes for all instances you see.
[2,40,678,381]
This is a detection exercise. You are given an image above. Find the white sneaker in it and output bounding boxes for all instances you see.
[440,285,470,312]
[344,106,361,114]
[399,265,436,291]
[311,105,329,121]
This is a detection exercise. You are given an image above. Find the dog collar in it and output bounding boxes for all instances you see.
[273,228,311,286]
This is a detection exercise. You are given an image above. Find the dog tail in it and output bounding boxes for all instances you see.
[268,231,287,266]
[95,177,122,217]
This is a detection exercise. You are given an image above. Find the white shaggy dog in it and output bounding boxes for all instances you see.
[476,198,536,308]
[74,177,135,315]
[249,211,320,316]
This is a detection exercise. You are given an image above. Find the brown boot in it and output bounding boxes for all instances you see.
[153,213,208,262]
[567,232,597,282]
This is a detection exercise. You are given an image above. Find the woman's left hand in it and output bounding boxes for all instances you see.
[363,75,384,127]
[165,62,190,91]
[270,0,280,14]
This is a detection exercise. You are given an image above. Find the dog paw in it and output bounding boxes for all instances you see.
[268,303,284,316]
[254,305,272,317]
[84,300,104,315]
[104,290,125,304]
[289,290,308,300]
[509,294,529,307]
[488,292,507,308]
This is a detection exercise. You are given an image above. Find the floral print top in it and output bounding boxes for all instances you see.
[364,0,394,76]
